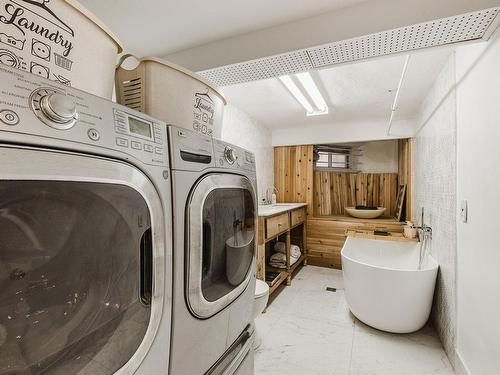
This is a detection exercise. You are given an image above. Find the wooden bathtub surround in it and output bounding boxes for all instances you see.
[307,216,404,268]
[257,204,307,295]
[345,227,418,242]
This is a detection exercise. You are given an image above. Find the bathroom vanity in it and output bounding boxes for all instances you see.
[257,203,308,295]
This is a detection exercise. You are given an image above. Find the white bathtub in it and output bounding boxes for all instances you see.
[341,237,438,333]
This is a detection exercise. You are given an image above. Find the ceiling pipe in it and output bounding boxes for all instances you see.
[387,55,411,136]
[387,55,410,135]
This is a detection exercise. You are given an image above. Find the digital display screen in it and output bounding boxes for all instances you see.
[128,117,152,138]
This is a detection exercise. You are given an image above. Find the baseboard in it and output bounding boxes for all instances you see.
[454,349,471,375]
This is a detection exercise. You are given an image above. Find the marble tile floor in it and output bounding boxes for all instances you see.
[255,265,455,375]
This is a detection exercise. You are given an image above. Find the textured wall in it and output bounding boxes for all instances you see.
[221,104,274,202]
[455,28,500,375]
[412,53,457,364]
[356,140,399,173]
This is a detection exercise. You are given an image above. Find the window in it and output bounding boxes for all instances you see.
[314,146,352,170]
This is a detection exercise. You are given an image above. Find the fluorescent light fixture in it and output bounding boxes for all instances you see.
[279,73,328,116]
[279,75,314,114]
[296,72,329,115]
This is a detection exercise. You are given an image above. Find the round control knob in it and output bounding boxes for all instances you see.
[39,93,78,129]
[224,146,237,164]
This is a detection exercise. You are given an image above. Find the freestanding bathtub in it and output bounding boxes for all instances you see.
[341,236,438,333]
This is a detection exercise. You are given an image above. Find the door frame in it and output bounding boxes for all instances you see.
[186,173,257,319]
[0,144,166,375]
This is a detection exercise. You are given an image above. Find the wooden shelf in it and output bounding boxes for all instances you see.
[289,254,306,274]
[268,271,288,295]
[266,264,286,273]
[266,254,307,296]
[257,204,308,296]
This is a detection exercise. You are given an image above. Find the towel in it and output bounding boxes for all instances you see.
[269,251,301,269]
[274,241,286,254]
[290,244,301,258]
[274,242,302,258]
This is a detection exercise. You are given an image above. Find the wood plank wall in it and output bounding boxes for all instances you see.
[307,218,405,268]
[274,145,314,216]
[398,138,413,220]
[273,140,412,270]
[313,172,399,216]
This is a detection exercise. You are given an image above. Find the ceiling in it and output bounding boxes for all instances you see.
[221,47,453,129]
[78,0,368,57]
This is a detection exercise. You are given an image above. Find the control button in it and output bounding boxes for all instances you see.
[116,137,128,147]
[143,144,153,153]
[219,158,224,166]
[0,109,20,126]
[39,93,78,129]
[131,141,141,150]
[224,146,237,164]
[115,126,126,133]
[154,147,163,155]
[87,128,100,141]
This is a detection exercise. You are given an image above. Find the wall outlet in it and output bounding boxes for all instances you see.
[460,200,468,223]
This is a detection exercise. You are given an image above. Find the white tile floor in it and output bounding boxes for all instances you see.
[255,266,455,375]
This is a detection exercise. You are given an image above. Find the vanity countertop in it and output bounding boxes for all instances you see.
[258,203,307,217]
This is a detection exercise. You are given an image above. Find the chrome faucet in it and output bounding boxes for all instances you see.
[416,207,432,241]
[416,207,432,269]
[264,187,278,205]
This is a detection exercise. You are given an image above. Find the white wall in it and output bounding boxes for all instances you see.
[357,140,399,173]
[454,27,500,375]
[272,119,414,146]
[412,54,458,363]
[221,104,274,202]
[410,25,500,375]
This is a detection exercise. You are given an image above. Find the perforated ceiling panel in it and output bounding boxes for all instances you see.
[200,50,313,87]
[198,7,500,87]
[308,7,499,68]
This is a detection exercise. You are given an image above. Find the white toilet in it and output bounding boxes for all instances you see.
[253,278,270,349]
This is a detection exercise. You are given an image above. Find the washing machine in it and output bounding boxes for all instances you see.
[168,126,257,375]
[0,65,172,374]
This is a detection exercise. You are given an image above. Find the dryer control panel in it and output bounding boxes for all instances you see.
[168,125,256,175]
[213,138,256,173]
[0,65,168,167]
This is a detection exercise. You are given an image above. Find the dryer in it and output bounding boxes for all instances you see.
[168,126,256,375]
[0,65,172,374]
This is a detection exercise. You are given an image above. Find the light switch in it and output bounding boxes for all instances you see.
[460,200,468,223]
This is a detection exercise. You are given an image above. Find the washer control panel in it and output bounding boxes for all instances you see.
[113,109,164,156]
[0,65,167,167]
[30,88,79,130]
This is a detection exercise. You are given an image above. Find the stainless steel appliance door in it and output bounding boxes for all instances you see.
[0,146,165,375]
[187,173,256,319]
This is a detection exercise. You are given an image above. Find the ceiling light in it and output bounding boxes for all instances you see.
[296,72,329,115]
[279,75,314,114]
[279,73,328,116]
